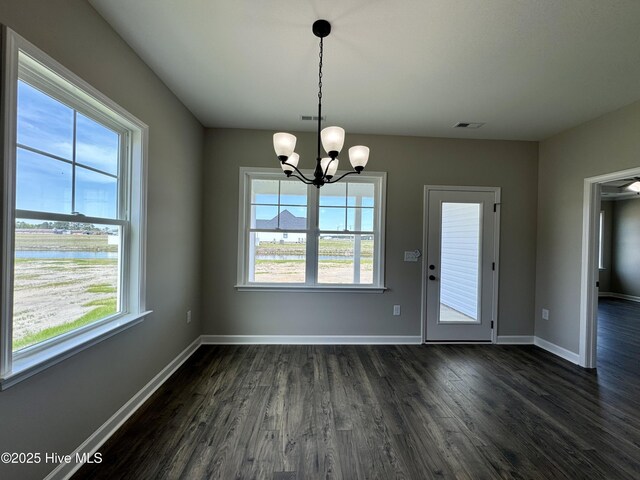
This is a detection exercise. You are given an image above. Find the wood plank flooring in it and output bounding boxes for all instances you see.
[75,300,640,479]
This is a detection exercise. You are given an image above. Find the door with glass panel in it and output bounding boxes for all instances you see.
[424,187,499,341]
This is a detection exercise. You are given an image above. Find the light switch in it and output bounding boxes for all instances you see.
[404,250,421,262]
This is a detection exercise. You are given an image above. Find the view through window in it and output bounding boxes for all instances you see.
[241,171,385,288]
[12,75,123,351]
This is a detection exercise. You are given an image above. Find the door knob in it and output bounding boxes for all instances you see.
[429,275,436,281]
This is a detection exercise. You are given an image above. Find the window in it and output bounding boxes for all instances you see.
[1,29,148,388]
[599,210,605,269]
[237,168,386,291]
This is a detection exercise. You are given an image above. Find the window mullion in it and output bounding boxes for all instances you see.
[306,184,318,285]
[71,110,77,214]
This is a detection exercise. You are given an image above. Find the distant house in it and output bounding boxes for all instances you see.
[255,210,306,243]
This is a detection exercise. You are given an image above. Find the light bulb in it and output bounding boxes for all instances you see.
[320,126,345,157]
[281,152,300,174]
[348,145,369,171]
[320,157,339,178]
[627,181,640,193]
[273,132,296,158]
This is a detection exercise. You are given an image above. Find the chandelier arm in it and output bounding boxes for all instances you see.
[324,170,361,184]
[282,161,314,183]
[289,173,314,185]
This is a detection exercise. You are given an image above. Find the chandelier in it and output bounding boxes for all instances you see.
[273,20,370,188]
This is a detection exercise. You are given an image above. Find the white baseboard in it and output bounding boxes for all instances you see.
[599,292,640,303]
[496,335,534,344]
[44,336,202,480]
[533,337,580,365]
[201,335,422,345]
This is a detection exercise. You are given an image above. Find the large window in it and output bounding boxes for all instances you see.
[237,168,386,290]
[1,29,148,388]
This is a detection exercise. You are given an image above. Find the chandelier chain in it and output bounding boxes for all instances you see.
[318,37,323,102]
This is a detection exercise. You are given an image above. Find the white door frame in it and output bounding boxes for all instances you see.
[579,166,640,368]
[421,185,501,343]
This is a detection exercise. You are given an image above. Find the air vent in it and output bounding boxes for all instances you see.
[454,122,485,129]
[301,115,326,121]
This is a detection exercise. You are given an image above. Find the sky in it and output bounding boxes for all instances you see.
[16,80,119,219]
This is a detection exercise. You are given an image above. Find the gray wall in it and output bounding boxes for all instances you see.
[610,198,640,297]
[202,129,538,338]
[536,99,640,353]
[0,1,203,479]
[598,200,614,292]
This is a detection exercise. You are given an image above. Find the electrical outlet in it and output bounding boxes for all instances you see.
[393,305,401,316]
[186,310,192,324]
[542,308,549,321]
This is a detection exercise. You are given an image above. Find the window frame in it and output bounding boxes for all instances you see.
[236,167,387,292]
[598,209,605,270]
[0,27,150,389]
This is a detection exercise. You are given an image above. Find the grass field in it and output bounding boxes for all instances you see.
[254,238,374,283]
[13,232,118,351]
[256,238,373,256]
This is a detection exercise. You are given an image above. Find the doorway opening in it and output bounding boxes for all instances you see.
[580,166,640,368]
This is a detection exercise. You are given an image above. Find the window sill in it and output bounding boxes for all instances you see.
[235,285,387,293]
[0,310,152,390]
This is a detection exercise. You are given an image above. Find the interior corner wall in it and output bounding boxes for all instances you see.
[0,1,204,479]
[536,99,640,353]
[610,198,640,297]
[202,129,538,339]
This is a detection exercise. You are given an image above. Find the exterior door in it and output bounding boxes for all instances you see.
[424,187,499,341]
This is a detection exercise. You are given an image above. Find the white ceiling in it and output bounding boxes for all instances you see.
[602,178,640,200]
[89,0,640,141]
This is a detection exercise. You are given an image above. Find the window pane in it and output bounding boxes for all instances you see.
[319,207,346,231]
[318,234,374,284]
[319,182,346,206]
[280,180,307,206]
[249,232,306,283]
[278,206,307,230]
[16,148,72,214]
[76,113,119,175]
[17,80,74,160]
[251,205,278,228]
[439,203,481,323]
[347,207,374,232]
[75,166,118,218]
[347,183,375,207]
[13,219,121,351]
[251,179,279,204]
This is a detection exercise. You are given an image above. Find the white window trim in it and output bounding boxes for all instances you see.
[0,27,150,389]
[235,167,387,292]
[598,210,605,270]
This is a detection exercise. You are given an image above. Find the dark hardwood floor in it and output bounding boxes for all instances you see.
[75,302,640,479]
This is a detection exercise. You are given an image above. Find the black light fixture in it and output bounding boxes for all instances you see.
[273,19,370,188]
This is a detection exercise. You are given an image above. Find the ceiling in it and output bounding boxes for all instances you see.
[89,0,640,141]
[602,179,640,200]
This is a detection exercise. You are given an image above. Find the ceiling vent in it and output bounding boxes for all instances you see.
[454,122,485,129]
[301,115,326,121]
